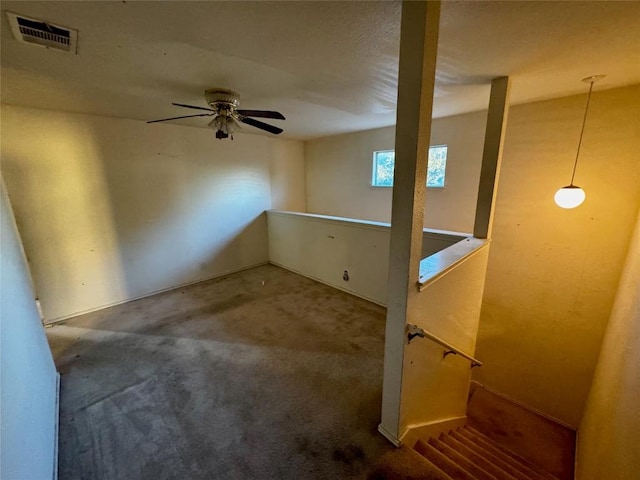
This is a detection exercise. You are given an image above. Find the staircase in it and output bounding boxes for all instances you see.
[419,424,560,479]
[369,383,577,480]
[368,425,561,480]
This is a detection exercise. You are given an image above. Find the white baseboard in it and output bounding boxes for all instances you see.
[44,261,270,325]
[378,423,402,447]
[53,372,60,480]
[401,416,467,448]
[268,261,386,307]
[470,380,577,431]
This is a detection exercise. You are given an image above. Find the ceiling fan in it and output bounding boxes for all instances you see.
[147,88,285,139]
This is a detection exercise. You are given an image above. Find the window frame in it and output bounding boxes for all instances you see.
[371,149,396,188]
[371,145,448,188]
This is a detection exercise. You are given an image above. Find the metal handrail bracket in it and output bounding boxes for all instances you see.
[407,323,483,368]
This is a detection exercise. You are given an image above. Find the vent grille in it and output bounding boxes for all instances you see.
[6,12,78,54]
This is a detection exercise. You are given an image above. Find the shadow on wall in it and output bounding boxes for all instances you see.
[1,107,273,322]
[1,117,128,318]
[92,120,273,305]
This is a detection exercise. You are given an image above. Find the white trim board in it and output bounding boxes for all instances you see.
[44,261,270,325]
[418,237,489,289]
[53,372,60,480]
[470,381,577,431]
[378,423,402,447]
[268,209,471,239]
[268,261,386,307]
[401,416,467,448]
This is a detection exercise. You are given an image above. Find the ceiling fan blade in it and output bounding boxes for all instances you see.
[172,102,215,112]
[238,116,283,135]
[147,113,214,124]
[236,109,285,120]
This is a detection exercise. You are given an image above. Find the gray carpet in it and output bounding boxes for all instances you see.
[47,264,392,479]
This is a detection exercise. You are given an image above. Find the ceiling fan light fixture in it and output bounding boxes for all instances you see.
[205,88,241,109]
[147,87,285,138]
[209,115,241,137]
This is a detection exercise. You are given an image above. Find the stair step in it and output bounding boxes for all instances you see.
[450,431,533,480]
[367,445,453,480]
[459,427,555,480]
[466,385,575,480]
[457,428,531,474]
[414,439,478,480]
[440,433,519,480]
[463,426,559,480]
[427,437,499,480]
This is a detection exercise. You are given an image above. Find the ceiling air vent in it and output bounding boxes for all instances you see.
[6,12,78,54]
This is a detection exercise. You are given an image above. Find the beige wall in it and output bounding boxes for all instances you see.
[305,83,639,428]
[473,84,640,427]
[400,244,490,437]
[269,140,306,212]
[267,210,464,306]
[268,211,391,305]
[1,105,304,321]
[576,210,640,480]
[1,179,58,480]
[304,110,487,233]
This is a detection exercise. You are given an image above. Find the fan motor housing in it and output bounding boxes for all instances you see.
[205,88,240,110]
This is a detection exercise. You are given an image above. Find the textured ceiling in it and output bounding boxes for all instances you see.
[1,1,639,139]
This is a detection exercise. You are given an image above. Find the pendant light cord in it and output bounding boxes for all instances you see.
[571,80,594,185]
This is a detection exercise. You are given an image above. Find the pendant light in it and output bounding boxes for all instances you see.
[554,75,605,209]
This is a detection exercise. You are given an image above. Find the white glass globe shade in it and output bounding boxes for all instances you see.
[554,186,586,209]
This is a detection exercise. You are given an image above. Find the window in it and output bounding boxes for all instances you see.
[372,145,447,188]
[371,150,395,187]
[426,145,447,188]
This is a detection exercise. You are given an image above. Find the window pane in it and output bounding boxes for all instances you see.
[427,145,447,187]
[373,146,446,187]
[373,150,395,187]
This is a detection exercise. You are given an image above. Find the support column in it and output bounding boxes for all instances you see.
[379,0,441,444]
[474,76,511,239]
